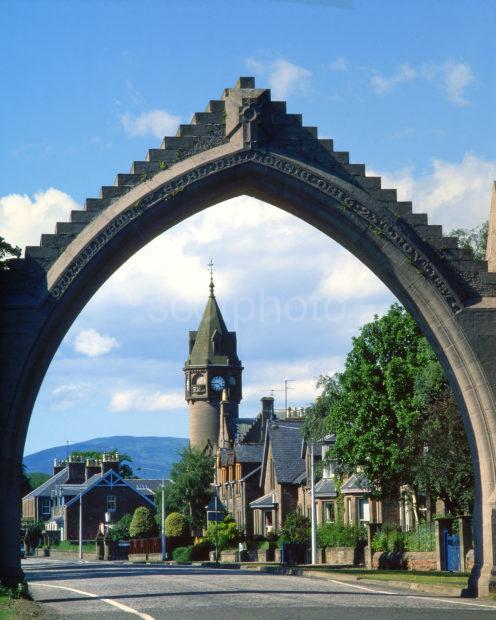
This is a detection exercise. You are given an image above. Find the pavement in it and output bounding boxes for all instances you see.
[23,558,496,619]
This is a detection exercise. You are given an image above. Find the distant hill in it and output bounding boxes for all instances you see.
[23,436,189,478]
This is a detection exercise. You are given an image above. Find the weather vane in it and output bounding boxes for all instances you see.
[208,259,215,296]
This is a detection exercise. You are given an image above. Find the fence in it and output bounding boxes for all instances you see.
[371,521,435,553]
[130,538,162,555]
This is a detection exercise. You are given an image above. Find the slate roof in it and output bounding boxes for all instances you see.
[45,473,164,500]
[186,291,240,366]
[249,491,278,509]
[235,443,264,464]
[267,419,306,484]
[292,470,307,485]
[315,477,337,498]
[230,418,257,442]
[219,447,235,467]
[341,472,371,494]
[23,467,69,499]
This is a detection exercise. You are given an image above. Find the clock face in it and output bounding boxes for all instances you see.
[229,376,236,386]
[211,376,226,391]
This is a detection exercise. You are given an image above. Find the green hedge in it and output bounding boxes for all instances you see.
[371,522,435,553]
[52,540,96,553]
[172,546,193,562]
[317,523,366,548]
[172,542,212,562]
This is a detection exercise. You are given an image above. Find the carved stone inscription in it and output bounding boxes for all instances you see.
[50,150,463,312]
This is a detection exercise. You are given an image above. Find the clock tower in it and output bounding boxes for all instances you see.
[184,269,243,449]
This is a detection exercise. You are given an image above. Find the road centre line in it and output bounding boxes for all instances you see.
[33,582,156,620]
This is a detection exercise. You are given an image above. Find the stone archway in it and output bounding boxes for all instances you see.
[1,77,496,595]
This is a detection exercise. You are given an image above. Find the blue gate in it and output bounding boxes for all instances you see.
[443,530,460,571]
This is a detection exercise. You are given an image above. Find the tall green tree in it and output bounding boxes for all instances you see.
[27,472,51,491]
[450,221,488,261]
[311,304,473,513]
[0,237,21,268]
[157,447,214,532]
[414,389,473,514]
[20,465,32,498]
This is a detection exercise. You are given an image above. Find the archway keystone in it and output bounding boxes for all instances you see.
[1,77,496,595]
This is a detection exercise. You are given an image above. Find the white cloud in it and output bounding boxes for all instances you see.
[50,382,91,411]
[317,251,385,300]
[108,388,184,412]
[369,59,475,105]
[0,188,79,253]
[423,60,475,106]
[74,328,119,357]
[242,356,345,408]
[245,57,311,99]
[375,153,496,230]
[370,64,417,95]
[121,109,181,139]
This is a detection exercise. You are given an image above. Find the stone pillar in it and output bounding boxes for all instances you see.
[459,516,473,572]
[486,182,496,272]
[366,523,381,569]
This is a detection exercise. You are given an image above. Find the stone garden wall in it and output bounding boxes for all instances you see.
[371,551,437,571]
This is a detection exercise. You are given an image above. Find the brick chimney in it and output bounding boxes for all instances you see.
[53,458,65,476]
[101,453,120,475]
[66,456,85,483]
[85,458,101,480]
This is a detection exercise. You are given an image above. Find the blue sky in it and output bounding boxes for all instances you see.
[1,0,495,455]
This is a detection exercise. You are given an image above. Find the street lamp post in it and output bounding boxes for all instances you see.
[310,442,317,565]
[161,475,166,562]
[78,492,83,560]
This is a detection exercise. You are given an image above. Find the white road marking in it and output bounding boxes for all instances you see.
[33,582,156,619]
[329,578,496,610]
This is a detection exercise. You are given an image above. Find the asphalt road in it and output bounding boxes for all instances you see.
[24,559,496,619]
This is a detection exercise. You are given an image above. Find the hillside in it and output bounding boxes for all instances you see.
[23,435,189,478]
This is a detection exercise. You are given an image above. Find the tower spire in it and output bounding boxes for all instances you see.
[208,259,215,297]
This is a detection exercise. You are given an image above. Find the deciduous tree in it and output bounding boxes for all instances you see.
[157,447,214,532]
[309,304,473,513]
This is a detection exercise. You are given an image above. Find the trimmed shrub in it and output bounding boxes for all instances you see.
[129,507,157,539]
[165,512,188,537]
[317,523,366,548]
[109,513,133,542]
[205,515,243,551]
[281,513,310,544]
[172,545,193,562]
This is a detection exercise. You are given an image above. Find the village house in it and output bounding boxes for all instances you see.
[22,453,163,541]
[186,278,404,538]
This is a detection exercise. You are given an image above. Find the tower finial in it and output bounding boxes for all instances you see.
[208,259,215,296]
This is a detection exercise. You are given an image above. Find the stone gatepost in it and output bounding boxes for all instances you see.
[459,516,473,572]
[366,523,381,569]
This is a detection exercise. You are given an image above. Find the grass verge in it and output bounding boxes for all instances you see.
[0,584,39,619]
[300,567,469,587]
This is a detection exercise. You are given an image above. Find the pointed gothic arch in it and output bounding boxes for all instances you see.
[1,77,496,595]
